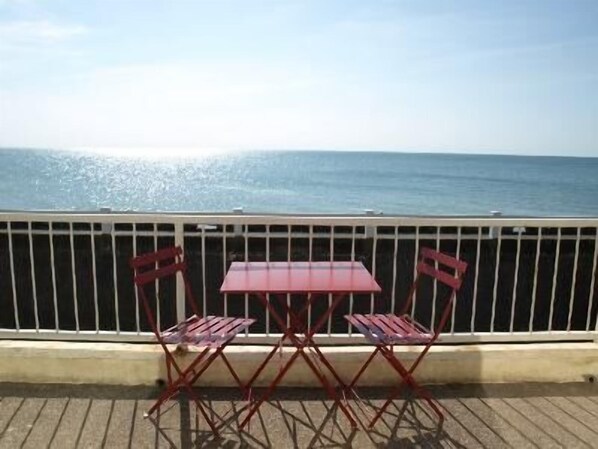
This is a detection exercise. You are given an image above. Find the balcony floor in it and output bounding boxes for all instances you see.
[1,382,597,448]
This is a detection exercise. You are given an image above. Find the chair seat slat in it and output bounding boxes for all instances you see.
[375,314,412,337]
[369,315,401,338]
[346,315,384,344]
[205,318,254,342]
[400,314,432,335]
[163,315,212,334]
[347,313,433,345]
[163,315,223,342]
[193,318,254,345]
[163,316,255,346]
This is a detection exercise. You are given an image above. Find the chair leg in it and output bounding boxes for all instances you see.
[408,377,444,421]
[367,345,443,428]
[180,377,221,436]
[146,347,211,417]
[182,342,243,394]
[148,358,221,436]
[347,346,380,390]
[303,341,347,388]
[166,356,173,386]
[299,350,358,428]
[239,350,302,429]
[220,351,246,392]
[368,378,408,428]
[242,329,295,393]
[145,385,179,417]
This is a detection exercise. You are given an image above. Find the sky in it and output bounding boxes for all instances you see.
[0,0,597,156]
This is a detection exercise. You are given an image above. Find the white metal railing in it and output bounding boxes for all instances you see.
[0,210,597,344]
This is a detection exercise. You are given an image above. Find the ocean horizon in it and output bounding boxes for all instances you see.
[1,147,598,216]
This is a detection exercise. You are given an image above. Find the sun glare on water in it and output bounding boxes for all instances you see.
[74,147,234,159]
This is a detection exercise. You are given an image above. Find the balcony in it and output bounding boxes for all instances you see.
[0,211,597,446]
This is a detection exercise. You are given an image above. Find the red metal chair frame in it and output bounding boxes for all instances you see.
[345,247,468,427]
[130,246,255,435]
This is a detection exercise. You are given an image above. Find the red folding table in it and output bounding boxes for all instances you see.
[220,261,382,429]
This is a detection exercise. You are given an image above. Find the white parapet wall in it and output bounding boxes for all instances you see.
[0,340,597,386]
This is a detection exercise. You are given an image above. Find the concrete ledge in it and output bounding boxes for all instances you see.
[0,340,596,386]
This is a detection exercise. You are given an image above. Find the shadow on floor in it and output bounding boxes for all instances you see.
[0,382,597,448]
[145,392,459,449]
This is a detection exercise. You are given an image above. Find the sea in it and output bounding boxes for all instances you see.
[1,148,597,216]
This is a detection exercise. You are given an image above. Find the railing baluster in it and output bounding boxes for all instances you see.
[328,226,334,335]
[288,225,292,329]
[90,223,99,334]
[153,224,160,332]
[69,223,80,333]
[411,227,419,317]
[450,226,461,334]
[244,223,249,336]
[348,225,355,335]
[567,227,581,331]
[430,227,440,329]
[490,227,502,333]
[112,224,119,333]
[174,222,185,324]
[48,222,59,331]
[548,228,562,332]
[222,224,228,318]
[585,227,598,331]
[529,228,542,332]
[471,227,482,334]
[131,224,139,333]
[201,224,207,317]
[28,222,39,332]
[509,228,522,333]
[391,226,399,314]
[7,222,20,331]
[308,224,314,333]
[265,224,270,335]
[370,224,377,315]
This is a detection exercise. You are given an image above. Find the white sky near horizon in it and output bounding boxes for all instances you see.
[0,0,597,157]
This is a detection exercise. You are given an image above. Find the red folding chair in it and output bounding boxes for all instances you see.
[130,246,255,435]
[345,247,467,428]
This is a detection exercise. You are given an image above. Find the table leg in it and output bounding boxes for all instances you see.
[277,293,348,388]
[298,349,357,427]
[239,349,302,429]
[239,293,359,429]
[243,326,295,391]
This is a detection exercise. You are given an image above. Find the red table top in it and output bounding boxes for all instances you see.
[220,261,382,294]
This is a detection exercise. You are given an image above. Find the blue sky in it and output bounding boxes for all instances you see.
[0,0,596,156]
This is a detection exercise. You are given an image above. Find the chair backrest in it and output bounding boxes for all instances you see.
[130,246,200,334]
[130,246,185,285]
[416,247,468,290]
[401,247,468,336]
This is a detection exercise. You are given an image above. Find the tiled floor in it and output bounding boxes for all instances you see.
[1,382,597,448]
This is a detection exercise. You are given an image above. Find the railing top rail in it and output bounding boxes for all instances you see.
[0,210,598,227]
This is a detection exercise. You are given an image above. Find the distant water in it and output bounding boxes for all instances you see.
[1,148,597,216]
